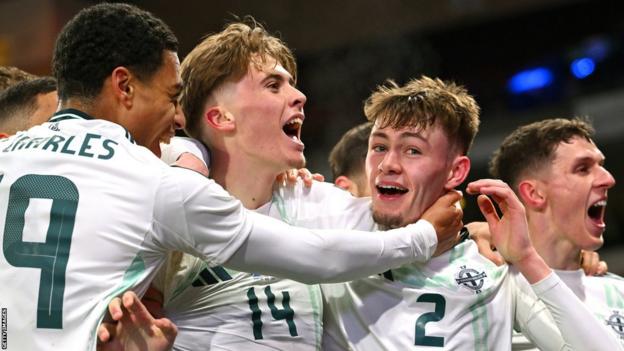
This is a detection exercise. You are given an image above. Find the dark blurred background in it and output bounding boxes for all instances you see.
[2,0,623,272]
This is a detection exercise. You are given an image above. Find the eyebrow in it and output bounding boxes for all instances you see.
[571,154,606,166]
[370,130,429,143]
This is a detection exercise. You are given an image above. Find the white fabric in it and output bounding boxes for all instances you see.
[160,136,210,168]
[164,181,376,351]
[322,242,621,350]
[322,240,514,350]
[0,111,252,350]
[513,269,624,350]
[0,112,439,351]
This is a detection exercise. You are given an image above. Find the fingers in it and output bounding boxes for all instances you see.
[97,322,115,344]
[154,317,178,340]
[287,169,298,184]
[311,172,324,182]
[278,169,320,187]
[581,251,608,276]
[122,291,155,333]
[108,296,123,321]
[437,189,463,207]
[476,194,500,226]
[297,168,314,187]
[467,179,524,214]
[596,261,608,276]
[473,235,505,266]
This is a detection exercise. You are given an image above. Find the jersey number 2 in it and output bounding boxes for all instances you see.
[1,174,78,329]
[247,286,298,340]
[415,293,446,347]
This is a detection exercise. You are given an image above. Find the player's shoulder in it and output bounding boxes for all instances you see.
[277,179,368,206]
[595,272,624,284]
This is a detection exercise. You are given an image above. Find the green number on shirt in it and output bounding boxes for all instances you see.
[246,286,298,340]
[415,293,446,347]
[2,174,78,329]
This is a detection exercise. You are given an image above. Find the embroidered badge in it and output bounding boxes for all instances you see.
[606,311,624,339]
[455,265,487,294]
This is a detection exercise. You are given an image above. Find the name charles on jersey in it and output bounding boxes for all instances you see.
[0,125,118,160]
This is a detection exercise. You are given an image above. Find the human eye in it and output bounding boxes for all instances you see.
[266,80,280,91]
[371,144,386,153]
[406,147,421,155]
[574,163,590,174]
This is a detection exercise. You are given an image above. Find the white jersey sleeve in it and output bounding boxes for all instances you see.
[512,269,624,350]
[159,136,210,167]
[162,181,385,350]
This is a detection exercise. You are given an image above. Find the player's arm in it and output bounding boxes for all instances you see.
[155,169,463,284]
[225,189,462,283]
[467,179,623,350]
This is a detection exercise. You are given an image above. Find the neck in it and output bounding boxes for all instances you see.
[60,97,120,125]
[528,213,582,270]
[209,147,281,210]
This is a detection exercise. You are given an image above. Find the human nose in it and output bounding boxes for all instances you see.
[174,104,186,130]
[290,86,306,109]
[378,150,401,174]
[596,166,616,189]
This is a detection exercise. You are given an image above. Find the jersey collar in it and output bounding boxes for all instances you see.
[49,109,136,144]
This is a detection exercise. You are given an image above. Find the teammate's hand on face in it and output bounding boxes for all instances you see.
[580,250,608,276]
[466,221,505,266]
[276,168,325,188]
[97,291,177,351]
[421,190,463,256]
[175,152,209,177]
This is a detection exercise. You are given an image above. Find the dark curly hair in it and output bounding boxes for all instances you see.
[52,3,178,102]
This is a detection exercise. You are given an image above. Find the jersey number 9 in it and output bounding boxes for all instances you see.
[2,174,78,329]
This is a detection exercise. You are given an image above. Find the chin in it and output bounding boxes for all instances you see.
[372,210,404,230]
[287,156,306,170]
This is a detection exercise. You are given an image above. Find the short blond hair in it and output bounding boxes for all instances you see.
[181,19,297,139]
[364,76,480,154]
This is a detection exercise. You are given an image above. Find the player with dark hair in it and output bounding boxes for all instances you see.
[0,77,57,137]
[329,122,373,197]
[489,117,624,348]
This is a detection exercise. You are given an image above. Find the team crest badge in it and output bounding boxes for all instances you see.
[455,265,487,294]
[606,311,624,339]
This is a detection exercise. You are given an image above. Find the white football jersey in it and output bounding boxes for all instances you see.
[322,240,515,350]
[163,182,375,351]
[514,269,624,348]
[0,110,253,350]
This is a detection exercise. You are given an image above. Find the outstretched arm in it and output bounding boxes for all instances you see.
[225,190,464,284]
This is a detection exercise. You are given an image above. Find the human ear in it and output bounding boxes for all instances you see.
[444,155,470,190]
[518,179,546,210]
[204,106,235,132]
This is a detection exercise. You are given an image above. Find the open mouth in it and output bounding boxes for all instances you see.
[282,117,303,141]
[587,199,607,224]
[376,184,408,196]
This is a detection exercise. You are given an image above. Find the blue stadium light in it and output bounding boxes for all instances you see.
[570,57,595,79]
[508,67,554,94]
